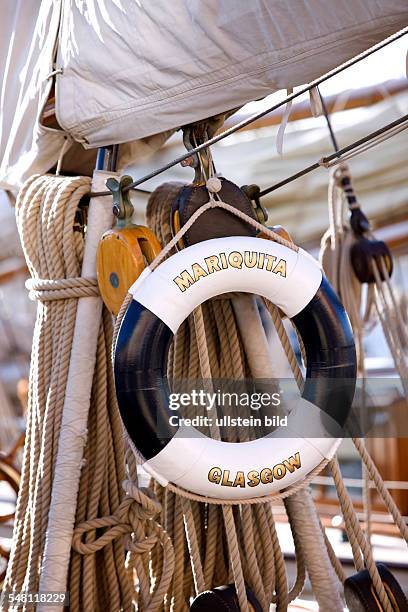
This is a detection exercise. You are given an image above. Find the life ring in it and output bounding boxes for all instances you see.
[114,236,356,500]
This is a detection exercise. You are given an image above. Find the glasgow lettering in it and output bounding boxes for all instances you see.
[207,453,302,488]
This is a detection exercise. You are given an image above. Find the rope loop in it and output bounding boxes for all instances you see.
[72,518,130,555]
[26,277,99,301]
[125,530,161,556]
[72,483,164,556]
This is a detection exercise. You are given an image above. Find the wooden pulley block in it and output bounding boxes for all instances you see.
[96,225,161,315]
[344,563,407,611]
[350,236,393,284]
[190,585,262,611]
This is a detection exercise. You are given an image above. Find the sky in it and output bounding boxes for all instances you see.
[320,37,407,95]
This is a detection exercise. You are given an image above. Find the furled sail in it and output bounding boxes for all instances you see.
[1,1,407,191]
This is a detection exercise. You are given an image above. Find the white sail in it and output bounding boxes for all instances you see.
[1,1,407,191]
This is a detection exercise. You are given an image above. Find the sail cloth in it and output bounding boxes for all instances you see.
[1,1,408,192]
[0,1,63,193]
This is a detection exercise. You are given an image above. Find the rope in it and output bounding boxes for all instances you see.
[3,175,89,605]
[110,178,341,610]
[318,117,408,168]
[319,164,408,610]
[26,277,99,301]
[8,169,407,611]
[329,458,394,612]
[259,300,343,609]
[320,163,408,386]
[3,174,154,612]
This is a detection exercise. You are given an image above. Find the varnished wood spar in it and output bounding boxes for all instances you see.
[0,431,24,586]
[96,225,162,315]
[258,224,293,243]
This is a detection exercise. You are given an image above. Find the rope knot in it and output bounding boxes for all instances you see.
[72,484,163,556]
[333,162,351,186]
[206,176,222,193]
[122,480,162,519]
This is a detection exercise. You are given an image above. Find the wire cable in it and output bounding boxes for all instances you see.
[89,26,408,198]
[258,112,408,197]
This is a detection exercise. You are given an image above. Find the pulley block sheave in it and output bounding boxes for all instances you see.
[97,176,162,315]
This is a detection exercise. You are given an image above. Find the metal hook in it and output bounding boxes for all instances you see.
[182,125,212,185]
[106,175,134,227]
[241,184,268,224]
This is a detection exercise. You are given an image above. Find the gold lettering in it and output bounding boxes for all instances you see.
[273,464,286,480]
[233,471,246,488]
[173,270,195,292]
[272,259,287,277]
[222,470,234,487]
[283,453,301,473]
[204,255,221,273]
[208,455,301,489]
[265,254,277,271]
[247,470,260,487]
[228,251,243,269]
[260,468,273,484]
[257,253,265,269]
[244,251,257,268]
[191,262,208,281]
[219,252,228,269]
[208,467,222,484]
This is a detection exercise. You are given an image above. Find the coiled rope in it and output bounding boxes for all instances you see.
[4,172,407,611]
[320,163,408,387]
[3,174,168,611]
[320,164,408,611]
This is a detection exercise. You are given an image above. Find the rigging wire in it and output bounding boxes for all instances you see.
[317,86,341,156]
[258,112,408,197]
[89,26,408,198]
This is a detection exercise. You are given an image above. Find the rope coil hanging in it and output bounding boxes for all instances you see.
[4,169,407,611]
[2,174,142,611]
[320,163,408,389]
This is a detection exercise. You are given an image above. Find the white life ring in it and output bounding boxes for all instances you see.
[114,236,356,500]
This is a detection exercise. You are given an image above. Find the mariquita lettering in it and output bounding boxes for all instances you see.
[173,250,287,292]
